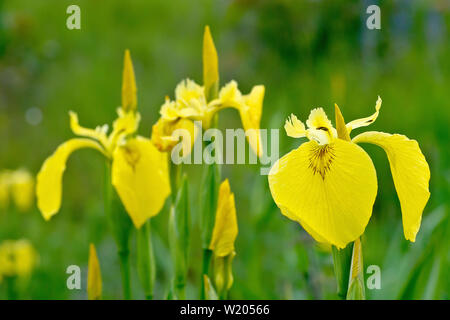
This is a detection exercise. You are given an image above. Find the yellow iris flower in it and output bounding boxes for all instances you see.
[36,50,171,229]
[151,28,265,158]
[0,169,34,212]
[269,97,430,248]
[0,239,38,280]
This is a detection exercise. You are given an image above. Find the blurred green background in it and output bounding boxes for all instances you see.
[0,0,448,299]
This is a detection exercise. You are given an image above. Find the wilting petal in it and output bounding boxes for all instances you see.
[112,137,171,228]
[346,96,382,133]
[87,244,102,300]
[239,85,265,157]
[121,49,137,112]
[36,139,105,220]
[268,139,377,248]
[353,131,430,241]
[209,179,238,257]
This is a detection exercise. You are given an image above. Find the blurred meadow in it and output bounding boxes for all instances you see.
[0,0,449,299]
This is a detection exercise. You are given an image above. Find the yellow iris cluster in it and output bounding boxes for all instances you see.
[0,239,38,283]
[30,25,431,300]
[151,79,265,158]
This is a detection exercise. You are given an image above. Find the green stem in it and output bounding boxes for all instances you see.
[118,250,132,300]
[200,248,213,299]
[137,220,156,300]
[331,243,353,299]
[104,162,133,300]
[5,277,17,300]
[175,283,186,300]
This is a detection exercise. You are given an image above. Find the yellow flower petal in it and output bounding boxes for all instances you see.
[240,85,265,157]
[306,107,333,131]
[346,96,382,133]
[87,244,102,300]
[69,111,109,147]
[121,49,137,112]
[353,131,430,241]
[217,80,242,108]
[209,179,238,257]
[203,25,219,101]
[36,139,105,220]
[112,137,171,228]
[305,108,336,145]
[175,79,206,108]
[151,117,199,156]
[268,139,377,248]
[284,114,306,138]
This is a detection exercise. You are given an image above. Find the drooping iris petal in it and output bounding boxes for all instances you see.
[36,138,105,220]
[352,131,430,241]
[112,137,171,228]
[87,244,102,300]
[346,96,382,133]
[268,139,378,248]
[209,179,238,257]
[239,85,265,157]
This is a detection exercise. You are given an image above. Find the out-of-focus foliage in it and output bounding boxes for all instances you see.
[0,0,448,299]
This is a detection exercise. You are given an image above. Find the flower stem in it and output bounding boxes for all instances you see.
[331,243,353,299]
[104,162,133,300]
[118,249,132,300]
[137,220,156,300]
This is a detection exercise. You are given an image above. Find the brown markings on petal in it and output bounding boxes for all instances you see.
[308,144,336,180]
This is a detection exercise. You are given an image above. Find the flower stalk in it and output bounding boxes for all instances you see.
[136,220,156,300]
[168,172,190,299]
[331,243,353,299]
[104,162,133,299]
